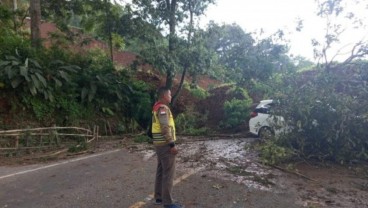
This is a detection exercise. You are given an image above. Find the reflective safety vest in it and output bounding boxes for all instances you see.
[151,102,176,146]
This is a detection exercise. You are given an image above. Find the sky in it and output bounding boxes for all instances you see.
[199,0,368,61]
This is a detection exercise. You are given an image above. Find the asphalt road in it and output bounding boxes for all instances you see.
[0,144,300,208]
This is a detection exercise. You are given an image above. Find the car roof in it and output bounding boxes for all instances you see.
[256,99,273,108]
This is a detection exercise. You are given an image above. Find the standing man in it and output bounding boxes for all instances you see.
[151,87,182,208]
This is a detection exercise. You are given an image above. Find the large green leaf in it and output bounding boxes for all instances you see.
[58,71,70,82]
[29,83,37,95]
[10,77,23,88]
[30,74,41,89]
[11,60,20,66]
[29,59,42,68]
[5,56,17,61]
[44,89,54,102]
[81,87,88,101]
[35,72,47,87]
[0,61,11,67]
[24,58,29,68]
[6,65,16,79]
[48,90,54,102]
[53,77,63,87]
[59,65,79,73]
[88,83,97,102]
[20,66,29,80]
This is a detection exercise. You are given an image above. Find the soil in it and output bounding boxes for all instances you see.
[2,136,366,207]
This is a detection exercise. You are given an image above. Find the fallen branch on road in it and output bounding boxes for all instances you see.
[270,164,318,182]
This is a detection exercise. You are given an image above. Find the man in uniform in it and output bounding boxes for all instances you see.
[151,87,182,208]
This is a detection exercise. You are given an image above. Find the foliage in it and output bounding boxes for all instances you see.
[221,87,253,128]
[226,86,252,100]
[55,96,93,125]
[204,22,254,82]
[175,108,209,135]
[21,94,92,126]
[190,88,209,99]
[21,95,55,123]
[131,0,215,88]
[204,22,293,84]
[183,83,209,99]
[0,2,30,33]
[310,0,368,64]
[133,135,151,143]
[0,54,54,100]
[271,62,368,162]
[0,29,31,60]
[221,98,252,128]
[0,26,155,132]
[41,0,106,31]
[247,79,274,100]
[128,80,153,129]
[258,140,294,165]
[68,142,88,153]
[0,5,13,30]
[177,29,216,84]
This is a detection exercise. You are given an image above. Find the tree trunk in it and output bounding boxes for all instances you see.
[165,0,177,89]
[171,65,187,105]
[104,0,113,62]
[13,0,18,32]
[30,0,41,48]
[171,0,193,105]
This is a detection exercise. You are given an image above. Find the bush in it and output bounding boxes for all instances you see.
[184,83,209,99]
[272,64,368,162]
[68,142,88,153]
[221,97,252,129]
[129,80,153,129]
[190,88,209,99]
[133,135,151,143]
[22,96,56,123]
[258,140,294,165]
[0,28,31,58]
[175,109,209,135]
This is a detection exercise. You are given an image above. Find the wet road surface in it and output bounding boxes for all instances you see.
[0,137,301,208]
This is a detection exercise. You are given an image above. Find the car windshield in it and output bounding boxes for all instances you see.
[255,103,275,114]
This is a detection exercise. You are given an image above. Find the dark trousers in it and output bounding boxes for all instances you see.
[154,145,176,205]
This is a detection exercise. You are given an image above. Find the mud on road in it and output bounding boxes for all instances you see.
[132,136,368,208]
[1,135,368,208]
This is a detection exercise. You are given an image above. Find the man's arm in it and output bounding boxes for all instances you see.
[157,106,177,154]
[157,106,175,145]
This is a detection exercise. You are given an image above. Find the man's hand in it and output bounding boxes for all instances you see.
[170,146,178,155]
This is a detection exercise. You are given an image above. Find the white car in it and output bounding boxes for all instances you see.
[249,100,286,139]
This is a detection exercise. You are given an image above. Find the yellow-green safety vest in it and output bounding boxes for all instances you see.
[151,102,176,146]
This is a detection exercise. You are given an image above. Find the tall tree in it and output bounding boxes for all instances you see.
[30,0,41,48]
[40,0,127,59]
[131,0,215,89]
[204,22,290,84]
[312,0,368,68]
[171,0,214,104]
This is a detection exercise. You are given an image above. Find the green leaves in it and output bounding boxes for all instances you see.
[271,62,368,162]
[0,54,52,98]
[10,77,23,88]
[220,87,253,129]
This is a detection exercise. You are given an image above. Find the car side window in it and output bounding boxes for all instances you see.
[255,107,270,114]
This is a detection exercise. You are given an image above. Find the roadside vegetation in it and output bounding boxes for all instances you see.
[0,0,367,166]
